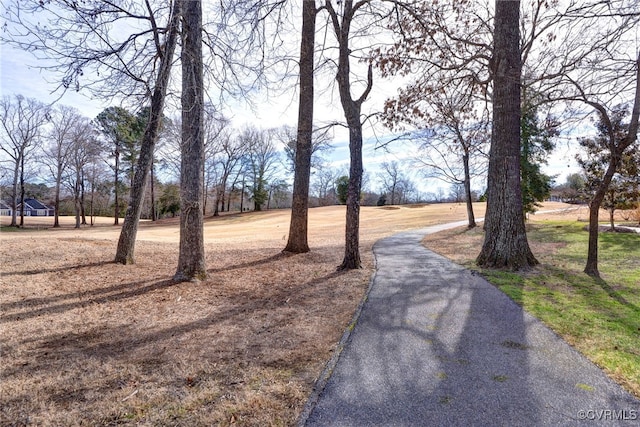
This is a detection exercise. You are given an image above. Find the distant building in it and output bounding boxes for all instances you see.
[0,200,11,216]
[2,198,55,216]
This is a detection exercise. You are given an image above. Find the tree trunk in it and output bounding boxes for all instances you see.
[150,162,156,221]
[54,176,61,228]
[174,0,207,281]
[609,207,615,231]
[115,0,180,264]
[340,120,364,270]
[74,176,81,229]
[10,158,19,227]
[326,0,374,270]
[201,166,207,216]
[80,172,87,224]
[584,160,618,276]
[477,0,538,270]
[114,146,120,225]
[19,155,25,227]
[90,177,95,226]
[284,1,315,253]
[584,53,640,277]
[463,152,476,228]
[213,186,220,216]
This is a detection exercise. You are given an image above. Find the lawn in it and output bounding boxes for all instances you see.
[2,202,635,425]
[423,219,640,398]
[2,203,485,426]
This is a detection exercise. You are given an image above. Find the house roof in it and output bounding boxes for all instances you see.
[23,198,51,210]
[0,200,11,210]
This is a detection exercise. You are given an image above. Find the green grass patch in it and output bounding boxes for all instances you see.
[471,222,639,397]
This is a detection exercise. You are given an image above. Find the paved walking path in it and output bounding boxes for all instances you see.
[301,223,639,426]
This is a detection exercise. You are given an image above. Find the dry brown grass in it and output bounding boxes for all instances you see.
[1,202,576,426]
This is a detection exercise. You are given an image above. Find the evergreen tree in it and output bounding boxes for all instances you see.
[520,98,559,215]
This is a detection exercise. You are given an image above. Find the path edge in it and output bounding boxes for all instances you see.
[295,240,384,426]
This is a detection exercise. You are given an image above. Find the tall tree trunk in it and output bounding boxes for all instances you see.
[19,155,25,227]
[54,175,61,228]
[202,166,207,216]
[463,152,476,228]
[326,0,374,270]
[150,163,156,221]
[174,0,207,281]
[10,159,19,227]
[585,159,619,276]
[115,0,180,264]
[609,206,615,231]
[340,119,364,270]
[284,0,316,254]
[90,177,95,226]
[477,0,538,270]
[74,176,81,229]
[80,171,87,224]
[114,146,120,225]
[240,176,245,212]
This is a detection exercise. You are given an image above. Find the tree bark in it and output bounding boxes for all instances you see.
[341,120,364,269]
[19,154,25,227]
[10,158,19,227]
[80,173,87,224]
[477,0,538,270]
[462,152,476,228]
[115,0,180,265]
[53,173,61,227]
[150,163,156,221]
[174,0,207,281]
[114,145,120,225]
[284,0,316,254]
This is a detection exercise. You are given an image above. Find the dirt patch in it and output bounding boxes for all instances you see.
[1,202,576,425]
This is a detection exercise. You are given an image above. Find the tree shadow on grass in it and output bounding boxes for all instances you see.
[4,267,348,378]
[0,260,115,277]
[593,276,640,314]
[0,277,176,323]
[1,252,298,318]
[598,230,640,252]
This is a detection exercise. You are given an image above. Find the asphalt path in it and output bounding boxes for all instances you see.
[300,222,639,426]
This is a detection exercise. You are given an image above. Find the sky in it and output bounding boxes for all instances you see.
[0,20,584,199]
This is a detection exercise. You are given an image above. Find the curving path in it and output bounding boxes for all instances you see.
[300,223,639,426]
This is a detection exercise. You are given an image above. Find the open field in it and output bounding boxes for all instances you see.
[0,201,627,425]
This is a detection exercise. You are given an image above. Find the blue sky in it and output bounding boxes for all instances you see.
[1,40,582,197]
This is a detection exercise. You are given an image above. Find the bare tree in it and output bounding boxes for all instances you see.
[280,125,333,174]
[41,105,86,228]
[212,129,245,216]
[377,161,405,205]
[174,0,207,282]
[578,106,640,232]
[240,126,282,212]
[527,1,640,276]
[2,1,177,101]
[65,117,101,229]
[311,167,339,206]
[201,106,231,216]
[323,0,377,269]
[0,95,50,227]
